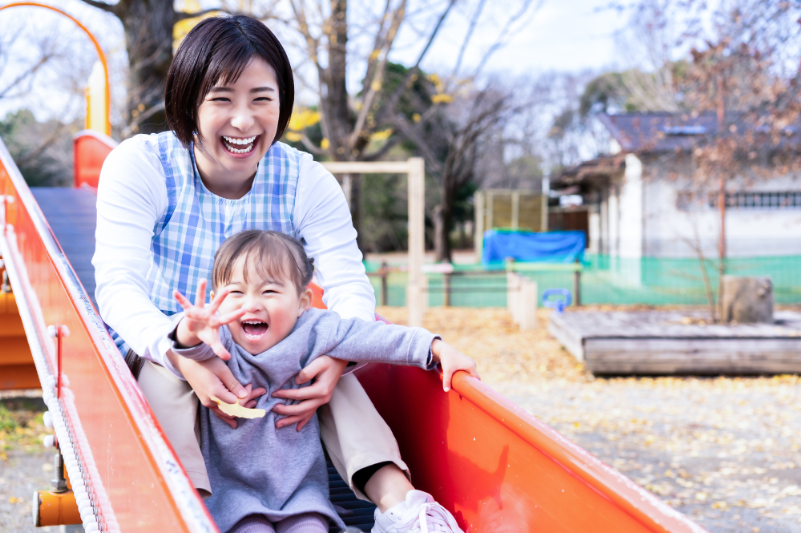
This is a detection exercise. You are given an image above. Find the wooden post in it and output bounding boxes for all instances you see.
[520,278,538,331]
[381,271,388,306]
[507,271,520,324]
[443,272,451,307]
[511,191,520,230]
[321,159,425,325]
[407,157,425,327]
[475,191,485,262]
[541,192,548,232]
[487,191,494,233]
[573,259,581,307]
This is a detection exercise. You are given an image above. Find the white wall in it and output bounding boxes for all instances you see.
[643,174,801,258]
[618,154,644,259]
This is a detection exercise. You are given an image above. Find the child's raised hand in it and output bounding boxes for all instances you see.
[430,339,480,392]
[173,279,246,361]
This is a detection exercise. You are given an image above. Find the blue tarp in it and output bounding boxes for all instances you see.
[481,230,586,267]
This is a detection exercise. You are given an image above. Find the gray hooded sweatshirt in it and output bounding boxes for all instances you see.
[173,308,438,533]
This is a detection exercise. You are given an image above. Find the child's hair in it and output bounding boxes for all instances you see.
[165,15,294,147]
[212,230,314,294]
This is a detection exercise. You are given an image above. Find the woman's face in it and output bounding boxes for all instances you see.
[194,58,280,195]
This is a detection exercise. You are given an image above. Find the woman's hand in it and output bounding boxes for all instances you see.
[430,339,480,392]
[270,355,348,431]
[167,351,266,429]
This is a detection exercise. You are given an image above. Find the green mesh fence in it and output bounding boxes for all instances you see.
[365,254,801,307]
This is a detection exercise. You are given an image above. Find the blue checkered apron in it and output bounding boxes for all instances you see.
[112,132,300,354]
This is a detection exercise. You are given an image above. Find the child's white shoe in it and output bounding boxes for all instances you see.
[372,490,464,533]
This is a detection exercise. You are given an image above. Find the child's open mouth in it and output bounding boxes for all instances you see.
[241,320,268,339]
[222,135,259,155]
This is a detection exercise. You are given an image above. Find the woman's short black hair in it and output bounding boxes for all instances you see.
[165,15,294,147]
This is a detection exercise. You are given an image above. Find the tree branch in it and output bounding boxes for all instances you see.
[175,8,229,22]
[76,0,116,14]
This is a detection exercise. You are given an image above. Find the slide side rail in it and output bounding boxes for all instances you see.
[0,137,216,533]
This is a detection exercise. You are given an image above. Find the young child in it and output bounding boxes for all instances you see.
[167,230,479,533]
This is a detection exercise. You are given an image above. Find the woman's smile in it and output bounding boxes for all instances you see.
[221,134,262,157]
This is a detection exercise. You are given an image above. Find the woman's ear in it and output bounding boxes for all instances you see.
[298,287,313,316]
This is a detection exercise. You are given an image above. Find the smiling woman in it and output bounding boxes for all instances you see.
[92,14,464,533]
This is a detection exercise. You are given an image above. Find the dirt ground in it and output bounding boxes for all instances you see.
[379,305,801,533]
[3,306,801,532]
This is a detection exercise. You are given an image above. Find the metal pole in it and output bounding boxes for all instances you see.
[407,157,425,326]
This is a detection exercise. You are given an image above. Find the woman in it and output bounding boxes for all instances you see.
[93,15,462,533]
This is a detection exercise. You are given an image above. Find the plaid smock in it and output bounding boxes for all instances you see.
[111,131,300,354]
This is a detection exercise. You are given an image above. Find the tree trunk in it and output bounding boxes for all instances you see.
[434,181,453,262]
[319,0,353,160]
[116,0,176,134]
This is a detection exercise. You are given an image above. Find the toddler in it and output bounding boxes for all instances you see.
[167,230,479,533]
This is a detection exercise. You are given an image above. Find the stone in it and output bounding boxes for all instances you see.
[721,276,773,324]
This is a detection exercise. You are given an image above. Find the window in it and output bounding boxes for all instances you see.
[677,191,801,210]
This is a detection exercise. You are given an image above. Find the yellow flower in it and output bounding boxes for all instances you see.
[321,138,330,150]
[288,109,320,131]
[285,132,302,142]
[431,94,453,104]
[412,113,421,123]
[371,128,393,141]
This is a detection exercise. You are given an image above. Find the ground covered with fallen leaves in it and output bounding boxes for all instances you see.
[379,305,801,533]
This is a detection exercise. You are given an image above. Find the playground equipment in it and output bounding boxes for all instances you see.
[0,5,707,532]
[543,288,573,314]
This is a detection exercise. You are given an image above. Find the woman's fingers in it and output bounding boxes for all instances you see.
[272,400,320,417]
[274,412,315,431]
[209,405,238,429]
[294,412,315,431]
[271,380,329,401]
[212,362,248,400]
[273,398,324,429]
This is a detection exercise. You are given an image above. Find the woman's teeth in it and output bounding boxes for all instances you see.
[223,135,257,154]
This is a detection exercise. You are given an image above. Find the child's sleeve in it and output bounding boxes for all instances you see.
[316,313,440,370]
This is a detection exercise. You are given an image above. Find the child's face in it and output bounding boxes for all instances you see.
[216,257,312,354]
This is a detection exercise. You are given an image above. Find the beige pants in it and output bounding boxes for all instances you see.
[137,361,408,499]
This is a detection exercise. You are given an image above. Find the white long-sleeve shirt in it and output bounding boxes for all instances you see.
[93,135,375,377]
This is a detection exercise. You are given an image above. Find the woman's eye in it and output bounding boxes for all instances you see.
[254,97,272,103]
[263,290,276,295]
[229,290,243,296]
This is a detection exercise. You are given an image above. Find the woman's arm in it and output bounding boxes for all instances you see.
[93,137,185,374]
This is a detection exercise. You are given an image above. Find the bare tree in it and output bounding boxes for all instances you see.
[280,0,539,242]
[77,0,228,135]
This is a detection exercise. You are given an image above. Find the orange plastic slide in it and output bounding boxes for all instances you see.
[0,133,706,532]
